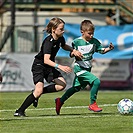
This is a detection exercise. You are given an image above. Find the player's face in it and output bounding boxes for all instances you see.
[82,30,94,42]
[54,23,65,38]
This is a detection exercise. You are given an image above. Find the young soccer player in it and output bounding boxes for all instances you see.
[55,19,114,115]
[14,17,82,117]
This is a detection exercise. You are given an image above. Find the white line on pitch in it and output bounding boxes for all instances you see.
[0,114,121,120]
[0,104,117,112]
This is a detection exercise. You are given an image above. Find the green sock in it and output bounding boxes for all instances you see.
[90,78,100,104]
[60,86,80,103]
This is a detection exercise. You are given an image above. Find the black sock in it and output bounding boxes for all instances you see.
[18,93,35,112]
[42,84,57,94]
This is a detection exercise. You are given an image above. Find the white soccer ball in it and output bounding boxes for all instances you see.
[117,98,133,115]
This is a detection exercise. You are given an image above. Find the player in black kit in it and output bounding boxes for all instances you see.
[14,17,83,117]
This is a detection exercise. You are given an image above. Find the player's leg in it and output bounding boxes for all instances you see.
[88,78,102,112]
[14,63,44,116]
[60,77,81,103]
[55,86,81,115]
[76,70,102,112]
[14,82,44,117]
[43,77,66,93]
[89,78,100,104]
[55,76,82,115]
[32,68,66,107]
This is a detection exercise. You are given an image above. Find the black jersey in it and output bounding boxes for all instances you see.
[34,34,65,66]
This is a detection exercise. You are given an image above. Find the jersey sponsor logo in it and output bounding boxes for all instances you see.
[78,45,93,54]
[81,48,84,51]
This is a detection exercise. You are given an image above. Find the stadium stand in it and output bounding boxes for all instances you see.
[0,0,133,52]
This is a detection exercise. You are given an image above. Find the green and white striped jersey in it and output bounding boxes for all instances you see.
[72,36,105,68]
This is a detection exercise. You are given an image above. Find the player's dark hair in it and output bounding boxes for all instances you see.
[44,18,65,34]
[80,20,95,31]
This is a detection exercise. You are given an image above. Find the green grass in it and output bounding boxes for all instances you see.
[0,91,133,133]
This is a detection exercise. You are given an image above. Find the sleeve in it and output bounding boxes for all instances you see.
[60,36,66,47]
[94,38,105,54]
[72,40,77,49]
[43,39,53,54]
[72,42,75,49]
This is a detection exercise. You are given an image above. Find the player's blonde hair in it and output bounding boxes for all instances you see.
[80,20,95,32]
[44,18,65,34]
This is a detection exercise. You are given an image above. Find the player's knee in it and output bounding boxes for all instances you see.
[56,82,66,91]
[93,78,101,87]
[33,88,43,98]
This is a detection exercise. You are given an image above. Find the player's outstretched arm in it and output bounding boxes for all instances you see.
[103,43,114,54]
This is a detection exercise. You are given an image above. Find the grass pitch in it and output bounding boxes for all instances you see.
[0,91,133,133]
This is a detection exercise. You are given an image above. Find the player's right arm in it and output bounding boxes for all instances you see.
[69,42,83,60]
[44,54,72,73]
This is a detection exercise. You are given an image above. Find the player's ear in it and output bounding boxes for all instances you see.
[81,30,83,33]
[52,27,55,33]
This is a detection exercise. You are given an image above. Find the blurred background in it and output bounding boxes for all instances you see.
[0,0,133,91]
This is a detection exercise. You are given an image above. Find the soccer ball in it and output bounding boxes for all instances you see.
[117,98,133,115]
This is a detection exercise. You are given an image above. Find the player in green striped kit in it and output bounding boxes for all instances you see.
[55,20,114,114]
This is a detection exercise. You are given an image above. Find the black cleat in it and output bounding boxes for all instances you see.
[14,110,26,117]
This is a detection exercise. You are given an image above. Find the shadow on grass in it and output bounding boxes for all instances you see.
[0,112,120,122]
[39,112,117,117]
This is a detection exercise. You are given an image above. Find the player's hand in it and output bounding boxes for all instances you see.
[109,43,114,50]
[58,65,72,73]
[71,49,83,60]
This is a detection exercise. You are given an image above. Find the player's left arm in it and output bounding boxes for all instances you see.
[102,43,114,54]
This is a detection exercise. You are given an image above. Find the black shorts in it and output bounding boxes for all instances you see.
[31,62,63,85]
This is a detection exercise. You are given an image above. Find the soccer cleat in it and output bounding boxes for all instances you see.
[55,98,63,115]
[88,102,102,112]
[14,110,26,117]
